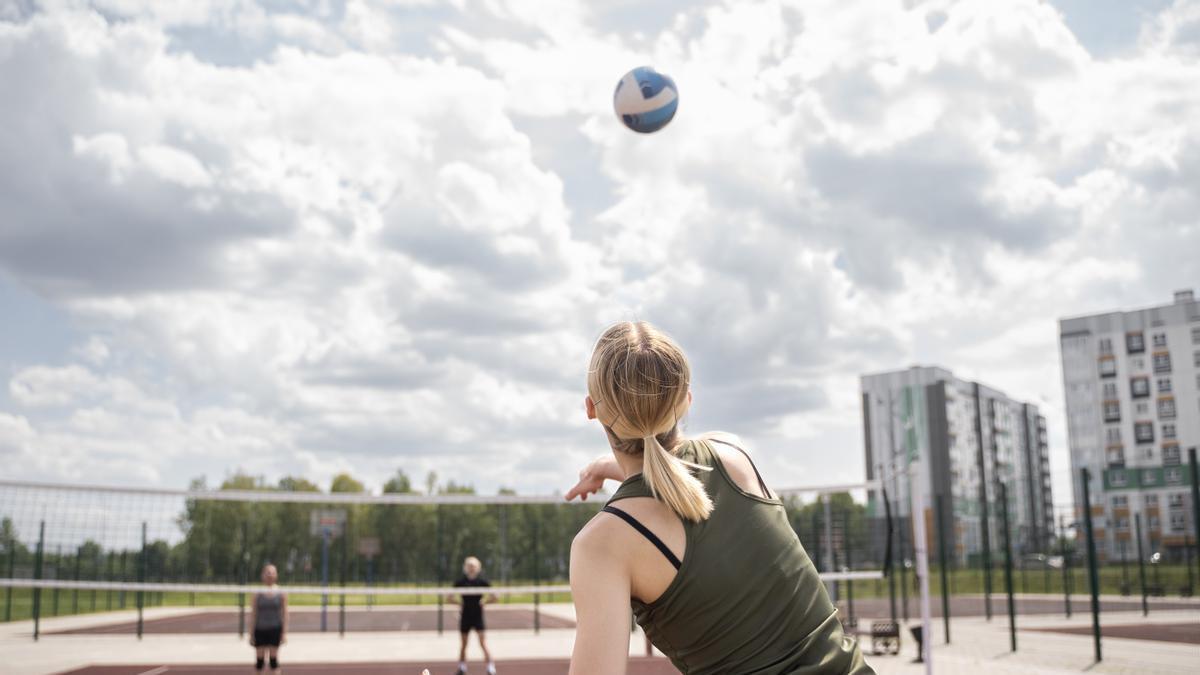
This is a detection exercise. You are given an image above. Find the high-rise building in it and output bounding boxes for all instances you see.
[861,366,1054,566]
[1059,290,1199,563]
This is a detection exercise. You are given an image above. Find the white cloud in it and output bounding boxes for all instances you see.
[0,0,1196,506]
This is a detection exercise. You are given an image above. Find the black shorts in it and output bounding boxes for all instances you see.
[459,607,485,633]
[253,626,282,647]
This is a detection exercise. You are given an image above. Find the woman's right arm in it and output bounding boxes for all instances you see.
[565,455,624,502]
[568,526,631,675]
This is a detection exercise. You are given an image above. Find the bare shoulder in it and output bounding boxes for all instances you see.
[707,436,774,499]
[572,511,629,559]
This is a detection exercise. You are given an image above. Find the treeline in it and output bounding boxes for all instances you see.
[0,470,874,587]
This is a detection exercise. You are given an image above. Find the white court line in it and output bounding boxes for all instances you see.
[137,667,169,675]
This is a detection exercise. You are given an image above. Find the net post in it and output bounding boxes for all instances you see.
[935,493,950,644]
[998,483,1016,652]
[1135,513,1147,616]
[137,522,146,640]
[1080,468,1101,663]
[33,521,44,642]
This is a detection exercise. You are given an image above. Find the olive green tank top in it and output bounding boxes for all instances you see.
[607,439,873,675]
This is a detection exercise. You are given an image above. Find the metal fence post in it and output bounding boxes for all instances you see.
[33,521,44,641]
[4,543,14,622]
[999,483,1016,652]
[1060,515,1071,618]
[1135,514,1148,617]
[1080,468,1101,663]
[137,522,146,640]
[1189,448,1199,588]
[843,510,855,626]
[935,494,950,644]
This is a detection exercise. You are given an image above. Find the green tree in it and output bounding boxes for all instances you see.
[331,473,365,493]
[382,470,414,494]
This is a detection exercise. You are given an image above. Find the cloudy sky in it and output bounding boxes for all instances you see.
[1,0,1197,503]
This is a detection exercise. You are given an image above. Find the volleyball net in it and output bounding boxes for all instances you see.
[0,478,889,638]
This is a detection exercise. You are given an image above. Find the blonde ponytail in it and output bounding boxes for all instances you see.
[588,321,714,522]
[641,434,713,522]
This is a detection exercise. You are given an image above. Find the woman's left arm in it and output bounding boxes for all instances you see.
[568,529,631,675]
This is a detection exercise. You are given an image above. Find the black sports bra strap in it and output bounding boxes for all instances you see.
[708,438,771,498]
[602,505,682,570]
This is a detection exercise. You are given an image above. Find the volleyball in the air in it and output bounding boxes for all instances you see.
[613,66,678,134]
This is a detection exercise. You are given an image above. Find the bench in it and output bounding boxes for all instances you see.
[870,620,901,656]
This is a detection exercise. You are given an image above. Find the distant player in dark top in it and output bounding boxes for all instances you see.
[249,564,287,672]
[450,556,498,675]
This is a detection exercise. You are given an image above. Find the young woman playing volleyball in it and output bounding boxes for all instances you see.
[249,564,287,673]
[565,322,872,674]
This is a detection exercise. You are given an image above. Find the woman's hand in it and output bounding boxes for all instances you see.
[565,455,623,502]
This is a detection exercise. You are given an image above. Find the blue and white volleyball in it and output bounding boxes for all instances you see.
[613,66,678,134]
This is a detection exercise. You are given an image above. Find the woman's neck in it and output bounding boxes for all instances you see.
[613,450,645,479]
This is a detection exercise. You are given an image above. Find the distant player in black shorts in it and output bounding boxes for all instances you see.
[249,564,287,672]
[450,556,498,675]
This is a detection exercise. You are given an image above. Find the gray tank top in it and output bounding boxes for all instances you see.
[255,591,283,629]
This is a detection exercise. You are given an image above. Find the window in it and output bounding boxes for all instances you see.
[1115,517,1130,531]
[1157,397,1176,419]
[1132,357,1145,370]
[1170,512,1186,532]
[1143,469,1159,486]
[1103,382,1118,399]
[1106,446,1125,466]
[1153,352,1171,373]
[1127,331,1145,353]
[1163,423,1176,439]
[1110,470,1129,487]
[1130,377,1149,398]
[1149,515,1161,530]
[1105,427,1122,443]
[1157,378,1172,393]
[1104,401,1121,422]
[1168,493,1185,508]
[1136,402,1149,415]
[1099,358,1117,378]
[1099,337,1114,355]
[1165,467,1182,485]
[1112,495,1128,507]
[1152,333,1167,348]
[1163,444,1181,466]
[1140,445,1155,460]
[1144,494,1158,507]
[1134,421,1154,442]
[1195,351,1200,367]
[1193,326,1200,344]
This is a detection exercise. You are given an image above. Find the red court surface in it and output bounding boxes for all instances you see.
[49,608,575,635]
[1025,621,1200,645]
[58,657,680,674]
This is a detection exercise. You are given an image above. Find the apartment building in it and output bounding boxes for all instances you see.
[1059,290,1199,562]
[862,366,1054,565]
